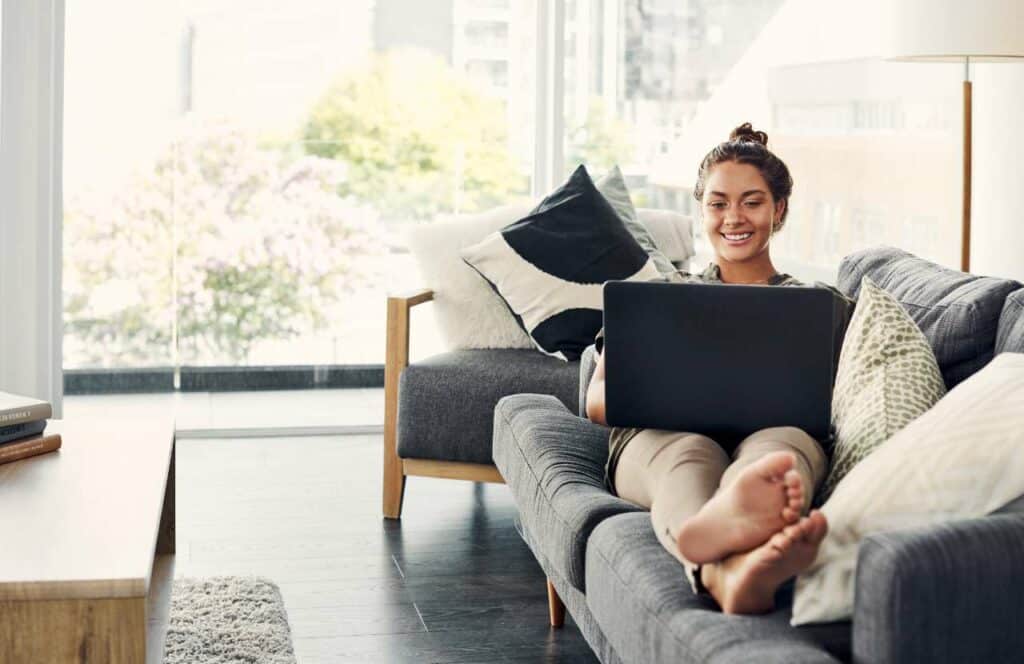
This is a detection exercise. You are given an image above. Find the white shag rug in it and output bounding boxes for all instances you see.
[164,577,296,664]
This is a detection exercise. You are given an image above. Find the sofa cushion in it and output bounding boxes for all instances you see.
[837,247,1021,388]
[996,289,1024,354]
[397,350,578,464]
[586,513,848,664]
[492,394,643,592]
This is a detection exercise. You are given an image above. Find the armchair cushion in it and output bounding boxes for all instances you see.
[397,350,579,464]
[837,246,1021,388]
[492,394,641,591]
[853,514,1024,664]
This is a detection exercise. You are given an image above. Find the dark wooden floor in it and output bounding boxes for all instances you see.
[175,435,600,663]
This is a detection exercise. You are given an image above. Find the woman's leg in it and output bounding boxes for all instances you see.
[674,427,824,565]
[698,427,830,614]
[720,426,827,512]
[613,429,729,586]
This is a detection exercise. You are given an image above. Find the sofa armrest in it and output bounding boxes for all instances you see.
[383,288,434,518]
[853,513,1024,664]
[578,344,598,415]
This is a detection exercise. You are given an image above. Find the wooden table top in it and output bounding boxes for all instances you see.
[0,419,174,601]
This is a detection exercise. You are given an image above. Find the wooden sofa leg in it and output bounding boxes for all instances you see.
[547,579,565,628]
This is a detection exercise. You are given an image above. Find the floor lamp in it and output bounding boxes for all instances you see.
[885,0,1024,272]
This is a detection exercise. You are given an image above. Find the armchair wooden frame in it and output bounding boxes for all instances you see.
[383,289,505,520]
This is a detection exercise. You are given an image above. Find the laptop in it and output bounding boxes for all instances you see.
[602,280,841,442]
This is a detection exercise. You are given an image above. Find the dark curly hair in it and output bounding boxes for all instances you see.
[693,123,793,231]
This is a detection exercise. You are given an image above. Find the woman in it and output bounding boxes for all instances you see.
[586,123,847,615]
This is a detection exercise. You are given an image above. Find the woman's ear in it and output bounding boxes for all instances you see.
[773,199,787,231]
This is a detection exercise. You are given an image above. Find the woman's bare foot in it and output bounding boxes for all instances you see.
[676,451,804,564]
[701,510,828,615]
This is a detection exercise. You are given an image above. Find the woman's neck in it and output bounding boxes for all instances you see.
[714,255,778,285]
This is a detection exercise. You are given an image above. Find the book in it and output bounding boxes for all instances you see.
[0,419,47,445]
[0,392,52,427]
[0,433,61,465]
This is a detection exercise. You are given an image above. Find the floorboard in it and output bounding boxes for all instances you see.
[175,434,599,663]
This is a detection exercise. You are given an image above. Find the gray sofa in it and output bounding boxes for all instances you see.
[493,247,1024,664]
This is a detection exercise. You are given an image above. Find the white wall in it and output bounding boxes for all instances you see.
[971,62,1024,282]
[0,1,64,410]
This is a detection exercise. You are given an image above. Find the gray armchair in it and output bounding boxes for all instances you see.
[382,289,580,518]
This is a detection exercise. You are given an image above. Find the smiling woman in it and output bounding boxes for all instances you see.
[583,121,856,615]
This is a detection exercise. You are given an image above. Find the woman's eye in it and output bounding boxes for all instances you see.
[745,200,763,207]
[708,202,726,209]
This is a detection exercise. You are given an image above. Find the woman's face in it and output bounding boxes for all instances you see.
[701,160,785,265]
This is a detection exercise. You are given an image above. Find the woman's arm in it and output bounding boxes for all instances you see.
[585,350,608,425]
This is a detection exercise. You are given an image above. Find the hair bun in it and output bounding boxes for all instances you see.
[729,122,769,147]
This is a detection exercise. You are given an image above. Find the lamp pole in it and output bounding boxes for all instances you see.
[962,56,972,272]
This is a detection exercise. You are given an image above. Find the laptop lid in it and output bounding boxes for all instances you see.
[602,281,837,441]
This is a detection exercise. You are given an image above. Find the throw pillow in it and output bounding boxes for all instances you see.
[636,208,695,270]
[594,166,677,275]
[406,173,689,350]
[792,351,1024,625]
[407,203,537,350]
[460,165,661,361]
[819,277,946,499]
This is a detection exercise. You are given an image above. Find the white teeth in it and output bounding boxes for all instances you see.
[724,232,753,241]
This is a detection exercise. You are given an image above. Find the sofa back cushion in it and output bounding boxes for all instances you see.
[996,289,1024,354]
[838,247,1022,388]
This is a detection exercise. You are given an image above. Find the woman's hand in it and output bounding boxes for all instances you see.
[585,350,608,425]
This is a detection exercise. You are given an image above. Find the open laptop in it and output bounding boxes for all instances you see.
[602,281,841,442]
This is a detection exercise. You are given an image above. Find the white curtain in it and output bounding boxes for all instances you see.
[0,0,64,414]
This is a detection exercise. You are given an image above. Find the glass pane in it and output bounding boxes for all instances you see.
[64,0,536,370]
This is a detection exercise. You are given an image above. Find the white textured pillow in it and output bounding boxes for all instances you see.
[407,203,535,350]
[636,208,695,267]
[820,277,947,499]
[792,351,1024,625]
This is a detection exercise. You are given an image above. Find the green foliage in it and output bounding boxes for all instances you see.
[302,50,526,221]
[566,97,631,175]
[64,121,376,366]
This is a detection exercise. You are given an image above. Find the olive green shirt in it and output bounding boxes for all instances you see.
[596,263,853,494]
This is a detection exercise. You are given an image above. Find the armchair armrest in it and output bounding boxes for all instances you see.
[853,513,1024,664]
[383,288,434,518]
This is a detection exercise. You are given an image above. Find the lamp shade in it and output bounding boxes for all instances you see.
[885,0,1024,62]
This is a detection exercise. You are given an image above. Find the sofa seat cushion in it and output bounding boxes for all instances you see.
[397,350,579,464]
[996,289,1024,354]
[493,394,643,592]
[837,247,1021,388]
[586,513,849,664]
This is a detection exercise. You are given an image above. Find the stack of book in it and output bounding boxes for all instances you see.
[0,392,62,465]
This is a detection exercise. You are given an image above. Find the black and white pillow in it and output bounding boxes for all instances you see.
[460,165,661,361]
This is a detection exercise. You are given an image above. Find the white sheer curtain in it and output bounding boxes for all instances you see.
[0,0,64,414]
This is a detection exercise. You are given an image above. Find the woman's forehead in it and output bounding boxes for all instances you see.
[704,162,768,195]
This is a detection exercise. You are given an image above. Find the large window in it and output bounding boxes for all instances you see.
[63,0,536,370]
[64,0,963,378]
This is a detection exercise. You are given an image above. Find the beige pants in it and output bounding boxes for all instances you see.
[613,426,827,592]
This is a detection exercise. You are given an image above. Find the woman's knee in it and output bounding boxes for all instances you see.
[660,433,730,470]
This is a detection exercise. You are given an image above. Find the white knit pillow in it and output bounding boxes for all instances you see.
[792,352,1024,625]
[407,203,536,350]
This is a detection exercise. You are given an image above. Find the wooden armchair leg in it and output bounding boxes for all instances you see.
[547,579,565,628]
[382,289,432,520]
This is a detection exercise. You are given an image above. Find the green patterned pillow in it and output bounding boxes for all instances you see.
[821,277,946,499]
